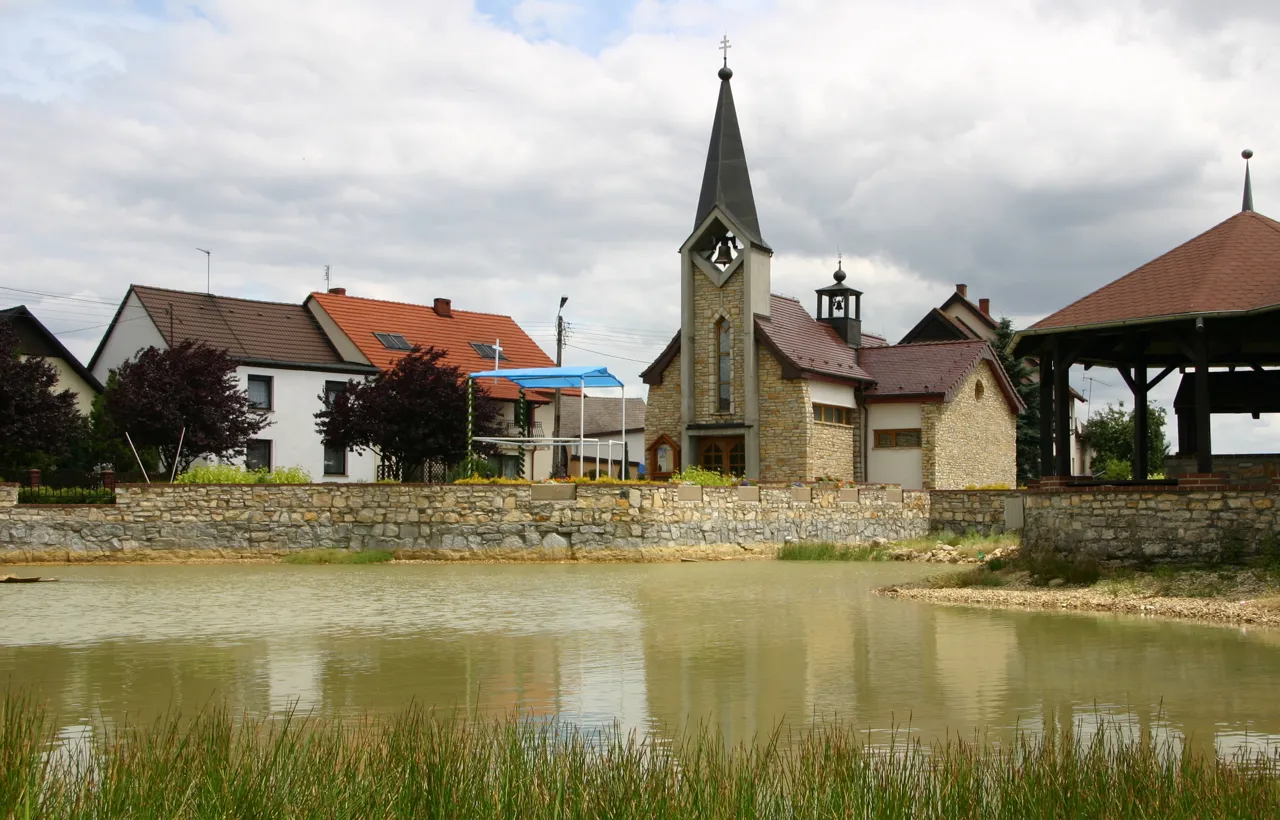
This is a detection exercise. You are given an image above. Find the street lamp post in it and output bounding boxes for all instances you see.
[552,296,568,477]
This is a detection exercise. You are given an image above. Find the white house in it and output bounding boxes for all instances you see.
[2,305,102,415]
[88,285,381,481]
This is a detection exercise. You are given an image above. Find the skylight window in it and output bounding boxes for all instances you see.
[470,342,508,361]
[373,332,412,351]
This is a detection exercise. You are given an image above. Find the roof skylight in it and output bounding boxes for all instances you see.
[373,332,412,351]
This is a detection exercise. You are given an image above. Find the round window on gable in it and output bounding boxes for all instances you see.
[975,379,986,401]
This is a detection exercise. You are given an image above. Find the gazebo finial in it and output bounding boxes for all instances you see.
[1242,149,1254,213]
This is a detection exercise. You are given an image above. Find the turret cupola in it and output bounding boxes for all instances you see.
[815,258,862,348]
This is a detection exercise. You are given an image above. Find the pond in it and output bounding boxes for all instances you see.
[4,561,1280,754]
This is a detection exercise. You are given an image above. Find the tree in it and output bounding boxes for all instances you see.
[994,318,1041,485]
[316,346,501,477]
[1082,402,1169,479]
[103,341,269,473]
[0,321,85,477]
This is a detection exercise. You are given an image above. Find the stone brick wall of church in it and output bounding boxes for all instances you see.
[930,363,1017,489]
[757,345,811,482]
[812,421,858,481]
[691,265,746,422]
[920,402,941,489]
[643,359,682,471]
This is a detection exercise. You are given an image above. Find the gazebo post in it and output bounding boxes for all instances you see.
[1053,342,1072,477]
[1193,322,1213,473]
[1039,347,1055,476]
[1133,361,1149,481]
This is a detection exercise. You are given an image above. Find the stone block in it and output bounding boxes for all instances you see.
[736,486,760,503]
[885,487,903,504]
[530,484,576,502]
[838,488,860,503]
[790,486,811,504]
[677,486,703,503]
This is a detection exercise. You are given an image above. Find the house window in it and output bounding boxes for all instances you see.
[245,439,272,471]
[874,429,922,449]
[697,436,745,476]
[247,375,273,410]
[323,443,347,476]
[324,380,347,406]
[469,342,509,361]
[975,379,986,401]
[812,404,855,426]
[373,332,412,351]
[656,444,673,474]
[716,317,731,413]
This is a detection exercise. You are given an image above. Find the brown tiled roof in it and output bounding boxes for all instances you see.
[861,331,889,347]
[755,295,874,382]
[1030,210,1280,332]
[859,339,1024,411]
[309,291,560,402]
[124,285,366,370]
[898,308,981,345]
[558,397,646,435]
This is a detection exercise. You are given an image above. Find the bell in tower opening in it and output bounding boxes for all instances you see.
[815,259,863,348]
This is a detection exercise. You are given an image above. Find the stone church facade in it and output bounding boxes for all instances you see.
[642,61,1023,490]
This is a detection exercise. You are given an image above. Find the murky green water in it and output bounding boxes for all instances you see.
[4,562,1280,753]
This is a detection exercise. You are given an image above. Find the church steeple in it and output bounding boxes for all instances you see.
[694,40,767,249]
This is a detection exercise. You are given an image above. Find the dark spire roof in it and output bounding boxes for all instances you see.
[695,63,768,248]
[1243,149,1255,212]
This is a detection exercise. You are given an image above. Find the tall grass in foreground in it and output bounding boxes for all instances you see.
[281,548,395,565]
[777,541,889,561]
[4,695,1278,818]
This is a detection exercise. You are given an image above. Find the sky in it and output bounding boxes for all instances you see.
[3,0,1279,453]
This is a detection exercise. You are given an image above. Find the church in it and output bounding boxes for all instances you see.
[641,59,1023,490]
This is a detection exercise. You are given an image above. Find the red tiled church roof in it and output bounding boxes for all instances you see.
[309,292,558,402]
[859,339,1024,411]
[1030,210,1280,332]
[755,295,875,381]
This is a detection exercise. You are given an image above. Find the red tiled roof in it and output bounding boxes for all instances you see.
[755,295,874,382]
[308,292,558,402]
[861,331,889,348]
[1030,210,1280,332]
[859,339,1024,412]
[120,285,365,370]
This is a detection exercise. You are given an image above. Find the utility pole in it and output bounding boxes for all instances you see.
[552,296,568,477]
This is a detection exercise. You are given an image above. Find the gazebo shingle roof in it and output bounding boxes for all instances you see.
[1030,210,1280,332]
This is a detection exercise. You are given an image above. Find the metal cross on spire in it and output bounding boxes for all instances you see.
[719,33,731,67]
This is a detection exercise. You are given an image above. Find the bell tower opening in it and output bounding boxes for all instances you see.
[815,258,863,348]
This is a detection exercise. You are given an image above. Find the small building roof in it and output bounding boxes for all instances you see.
[310,291,558,401]
[0,305,103,392]
[1026,210,1280,334]
[859,339,1024,412]
[558,397,647,435]
[755,295,875,382]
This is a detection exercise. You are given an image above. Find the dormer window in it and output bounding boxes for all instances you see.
[373,332,412,351]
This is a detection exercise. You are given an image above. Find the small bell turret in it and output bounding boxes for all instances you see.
[815,256,863,348]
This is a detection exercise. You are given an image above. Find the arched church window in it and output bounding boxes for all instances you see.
[975,379,985,401]
[716,318,731,413]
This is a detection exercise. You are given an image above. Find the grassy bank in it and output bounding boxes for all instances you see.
[280,548,395,565]
[777,542,891,561]
[778,531,1018,563]
[4,695,1279,818]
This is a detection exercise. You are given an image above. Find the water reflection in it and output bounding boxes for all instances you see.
[3,562,1280,753]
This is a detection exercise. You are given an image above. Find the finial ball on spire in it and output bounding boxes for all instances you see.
[1243,149,1254,160]
[718,65,733,80]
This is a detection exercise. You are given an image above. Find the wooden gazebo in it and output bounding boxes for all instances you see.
[1012,154,1280,479]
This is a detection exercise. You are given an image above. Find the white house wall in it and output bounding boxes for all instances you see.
[233,366,375,482]
[90,291,166,383]
[20,355,97,415]
[866,403,923,490]
[809,380,856,408]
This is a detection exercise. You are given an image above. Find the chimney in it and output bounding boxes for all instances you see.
[328,287,346,296]
[955,284,968,298]
[433,298,452,317]
[979,298,990,316]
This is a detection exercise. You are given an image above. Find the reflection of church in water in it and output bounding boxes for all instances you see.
[642,53,1023,489]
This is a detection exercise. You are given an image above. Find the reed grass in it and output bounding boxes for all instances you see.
[280,548,395,565]
[5,693,1278,818]
[777,541,890,561]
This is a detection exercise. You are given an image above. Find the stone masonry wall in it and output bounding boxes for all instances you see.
[811,421,857,482]
[1024,485,1280,563]
[1164,454,1280,487]
[757,345,811,482]
[691,265,746,422]
[930,362,1017,489]
[643,359,682,472]
[920,402,941,489]
[0,482,930,559]
[928,490,1023,536]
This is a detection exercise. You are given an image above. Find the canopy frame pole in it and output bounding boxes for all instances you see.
[621,384,627,480]
[579,376,586,478]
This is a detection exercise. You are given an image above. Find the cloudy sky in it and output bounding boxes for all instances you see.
[3,0,1279,452]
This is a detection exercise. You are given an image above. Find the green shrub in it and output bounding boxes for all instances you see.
[1020,551,1101,586]
[17,487,115,505]
[175,464,311,485]
[777,542,888,561]
[930,567,1008,588]
[670,466,738,486]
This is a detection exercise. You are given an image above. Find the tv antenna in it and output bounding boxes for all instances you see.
[196,248,211,293]
[324,265,330,290]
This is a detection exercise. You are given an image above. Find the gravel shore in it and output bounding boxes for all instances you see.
[878,584,1280,628]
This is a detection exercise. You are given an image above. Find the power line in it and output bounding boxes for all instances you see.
[0,285,119,306]
[564,343,654,365]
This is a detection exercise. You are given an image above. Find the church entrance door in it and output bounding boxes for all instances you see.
[697,436,746,476]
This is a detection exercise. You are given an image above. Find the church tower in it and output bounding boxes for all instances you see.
[677,49,774,478]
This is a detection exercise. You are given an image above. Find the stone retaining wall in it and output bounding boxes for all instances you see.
[927,490,1023,536]
[1164,454,1280,487]
[0,483,929,559]
[1023,485,1280,562]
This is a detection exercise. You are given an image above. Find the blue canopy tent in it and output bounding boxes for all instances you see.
[467,366,630,478]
